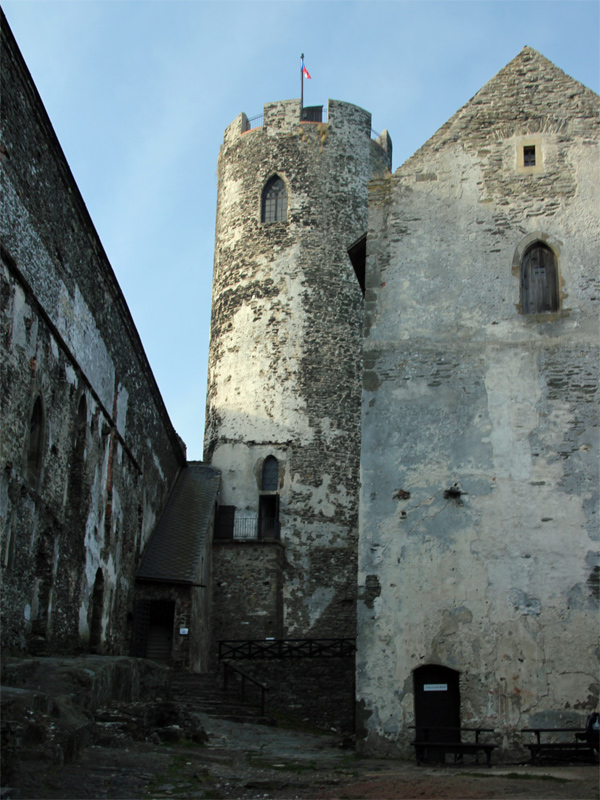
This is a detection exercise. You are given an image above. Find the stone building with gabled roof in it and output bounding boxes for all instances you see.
[133,463,220,672]
[355,46,599,758]
[1,8,598,758]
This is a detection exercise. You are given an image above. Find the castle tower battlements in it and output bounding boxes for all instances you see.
[206,98,391,640]
[222,98,392,162]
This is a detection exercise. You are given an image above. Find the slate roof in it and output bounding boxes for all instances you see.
[136,462,220,584]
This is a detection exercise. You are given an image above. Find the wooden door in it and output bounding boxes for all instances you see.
[413,664,461,762]
[522,244,558,313]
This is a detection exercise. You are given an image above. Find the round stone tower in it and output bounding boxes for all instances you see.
[206,98,391,641]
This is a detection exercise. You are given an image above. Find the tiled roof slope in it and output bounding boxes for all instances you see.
[396,46,600,175]
[137,463,220,584]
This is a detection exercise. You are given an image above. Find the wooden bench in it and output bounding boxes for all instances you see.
[522,727,597,765]
[412,727,498,766]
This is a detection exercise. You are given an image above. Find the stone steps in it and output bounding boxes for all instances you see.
[171,671,273,725]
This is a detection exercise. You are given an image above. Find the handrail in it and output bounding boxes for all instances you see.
[222,660,268,716]
[246,114,263,130]
[218,637,356,660]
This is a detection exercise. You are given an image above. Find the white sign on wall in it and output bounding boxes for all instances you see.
[423,683,448,692]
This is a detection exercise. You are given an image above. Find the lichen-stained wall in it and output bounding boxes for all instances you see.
[206,99,391,637]
[0,12,184,656]
[357,48,599,758]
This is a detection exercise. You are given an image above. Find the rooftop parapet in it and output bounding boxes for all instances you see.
[222,99,391,167]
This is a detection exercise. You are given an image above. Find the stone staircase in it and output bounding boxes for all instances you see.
[171,671,273,725]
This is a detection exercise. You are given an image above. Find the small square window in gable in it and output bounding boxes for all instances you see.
[523,145,536,167]
[517,137,543,175]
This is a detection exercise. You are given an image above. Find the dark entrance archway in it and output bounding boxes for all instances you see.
[413,664,461,763]
[89,568,105,651]
[131,598,175,665]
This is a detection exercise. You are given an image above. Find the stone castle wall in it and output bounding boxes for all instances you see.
[357,48,600,757]
[206,99,390,638]
[211,541,284,646]
[0,12,185,656]
[229,656,356,733]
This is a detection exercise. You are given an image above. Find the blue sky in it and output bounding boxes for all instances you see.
[3,0,599,459]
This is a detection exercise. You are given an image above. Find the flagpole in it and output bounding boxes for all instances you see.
[300,53,304,113]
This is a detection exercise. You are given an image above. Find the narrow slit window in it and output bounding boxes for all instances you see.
[27,395,45,484]
[261,176,287,223]
[523,145,536,167]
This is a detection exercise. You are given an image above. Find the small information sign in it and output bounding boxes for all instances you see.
[424,683,448,692]
[179,627,189,635]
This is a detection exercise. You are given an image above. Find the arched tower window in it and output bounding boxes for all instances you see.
[262,456,279,491]
[261,176,287,223]
[27,395,45,485]
[259,456,280,540]
[521,242,559,314]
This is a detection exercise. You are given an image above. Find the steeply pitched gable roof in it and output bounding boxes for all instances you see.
[137,463,220,584]
[397,46,600,175]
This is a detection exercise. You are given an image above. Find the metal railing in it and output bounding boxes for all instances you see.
[219,638,356,660]
[244,109,382,140]
[222,660,268,716]
[246,114,263,130]
[232,518,258,539]
[215,517,279,541]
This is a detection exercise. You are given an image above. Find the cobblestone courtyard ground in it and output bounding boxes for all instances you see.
[9,712,599,800]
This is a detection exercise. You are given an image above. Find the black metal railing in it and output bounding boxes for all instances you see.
[219,638,356,660]
[222,660,268,716]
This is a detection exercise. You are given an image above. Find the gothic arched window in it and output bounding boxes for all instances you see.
[27,395,45,485]
[262,456,279,491]
[521,242,559,314]
[261,176,287,223]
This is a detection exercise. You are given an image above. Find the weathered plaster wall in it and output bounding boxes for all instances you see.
[206,99,391,638]
[357,48,599,757]
[0,13,184,656]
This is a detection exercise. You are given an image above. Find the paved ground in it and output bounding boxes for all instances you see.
[8,712,599,800]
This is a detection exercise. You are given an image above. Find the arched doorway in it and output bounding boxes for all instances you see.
[131,598,175,665]
[89,568,105,651]
[413,664,461,763]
